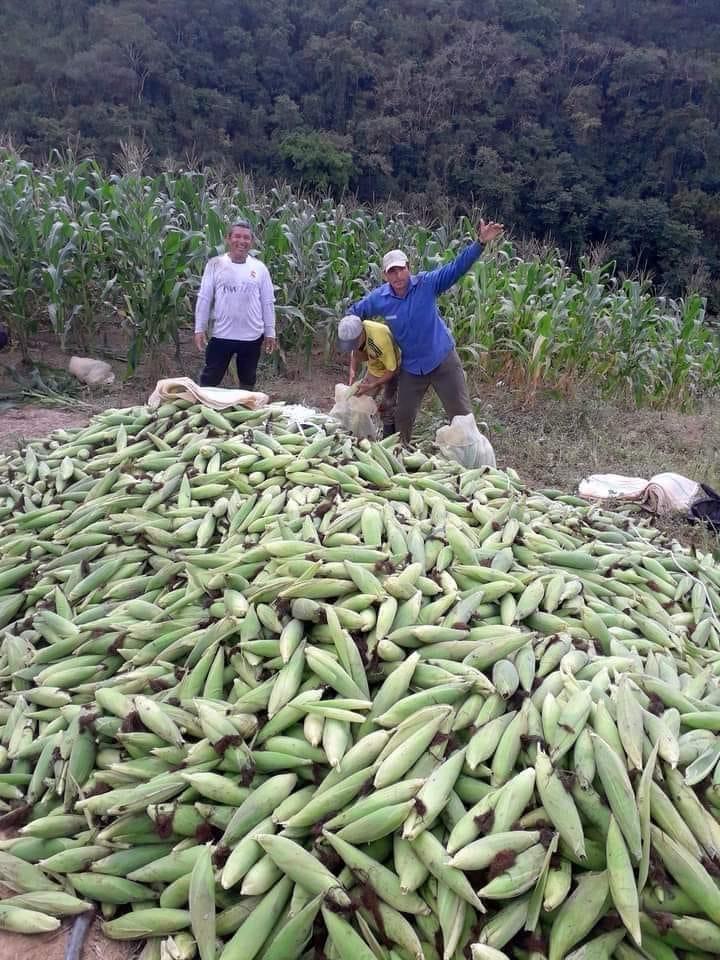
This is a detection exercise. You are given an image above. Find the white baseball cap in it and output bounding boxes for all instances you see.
[382,249,409,272]
[337,315,363,353]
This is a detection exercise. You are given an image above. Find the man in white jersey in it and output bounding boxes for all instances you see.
[194,220,277,388]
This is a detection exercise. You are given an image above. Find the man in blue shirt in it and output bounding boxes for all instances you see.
[348,219,503,443]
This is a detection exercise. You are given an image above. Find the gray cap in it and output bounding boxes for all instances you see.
[337,315,363,353]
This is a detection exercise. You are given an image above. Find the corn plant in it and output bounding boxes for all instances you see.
[104,175,207,373]
[0,149,717,404]
[0,157,43,359]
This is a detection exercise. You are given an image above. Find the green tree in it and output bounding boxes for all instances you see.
[279,131,355,193]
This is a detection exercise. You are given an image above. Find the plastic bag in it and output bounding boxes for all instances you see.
[330,383,379,439]
[688,483,720,529]
[68,356,115,386]
[435,414,496,468]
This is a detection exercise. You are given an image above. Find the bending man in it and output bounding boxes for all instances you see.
[194,220,276,389]
[348,219,503,443]
[336,314,400,438]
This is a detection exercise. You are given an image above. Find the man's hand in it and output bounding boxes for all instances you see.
[356,381,377,397]
[478,219,504,244]
[356,374,385,397]
[264,337,277,354]
[194,332,207,352]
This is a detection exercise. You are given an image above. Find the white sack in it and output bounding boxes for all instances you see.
[68,356,115,386]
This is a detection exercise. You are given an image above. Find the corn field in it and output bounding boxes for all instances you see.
[0,149,718,405]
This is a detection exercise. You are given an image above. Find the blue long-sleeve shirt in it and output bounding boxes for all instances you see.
[350,241,483,375]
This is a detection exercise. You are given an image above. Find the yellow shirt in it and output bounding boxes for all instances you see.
[363,320,400,377]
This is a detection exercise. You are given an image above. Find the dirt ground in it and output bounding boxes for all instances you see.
[0,872,140,960]
[0,918,139,960]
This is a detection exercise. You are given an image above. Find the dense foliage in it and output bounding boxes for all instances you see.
[2,0,720,302]
[1,152,716,405]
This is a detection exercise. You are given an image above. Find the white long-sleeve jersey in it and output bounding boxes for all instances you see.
[194,253,276,340]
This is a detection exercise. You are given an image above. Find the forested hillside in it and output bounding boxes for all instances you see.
[3,0,720,300]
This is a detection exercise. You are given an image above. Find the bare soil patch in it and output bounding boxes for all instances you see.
[0,862,139,960]
[0,919,138,960]
[2,407,98,452]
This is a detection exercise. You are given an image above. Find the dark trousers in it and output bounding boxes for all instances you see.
[379,375,398,437]
[199,336,264,388]
[395,348,472,444]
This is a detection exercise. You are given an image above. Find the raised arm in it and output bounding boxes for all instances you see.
[426,242,483,295]
[426,219,504,295]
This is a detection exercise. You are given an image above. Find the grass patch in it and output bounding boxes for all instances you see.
[414,379,720,555]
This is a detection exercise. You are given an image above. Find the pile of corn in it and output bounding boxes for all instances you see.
[1,399,720,960]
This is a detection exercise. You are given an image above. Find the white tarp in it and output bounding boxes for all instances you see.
[148,377,268,410]
[578,471,701,514]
